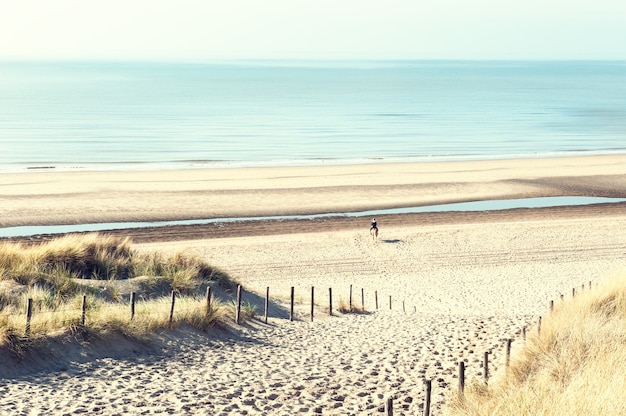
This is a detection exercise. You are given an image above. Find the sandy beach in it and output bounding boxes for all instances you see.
[2,155,626,415]
[2,155,626,229]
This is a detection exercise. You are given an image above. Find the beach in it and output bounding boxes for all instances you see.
[2,154,626,229]
[2,154,626,415]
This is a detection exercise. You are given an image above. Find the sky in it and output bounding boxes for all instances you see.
[1,0,625,61]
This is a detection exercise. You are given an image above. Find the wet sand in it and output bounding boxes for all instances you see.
[2,155,626,230]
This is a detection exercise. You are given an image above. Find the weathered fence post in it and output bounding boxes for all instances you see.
[572,287,576,298]
[506,338,512,370]
[349,284,353,312]
[130,291,136,321]
[550,300,554,313]
[389,295,392,310]
[538,316,542,336]
[205,287,212,315]
[329,288,333,316]
[423,379,432,416]
[169,291,176,327]
[290,286,295,322]
[402,300,405,313]
[361,288,364,311]
[483,351,489,384]
[236,285,242,324]
[458,361,465,396]
[81,294,87,326]
[25,298,33,336]
[385,397,393,416]
[264,287,269,324]
[311,286,315,322]
[375,290,378,310]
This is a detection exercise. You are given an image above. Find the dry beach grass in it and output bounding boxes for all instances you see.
[0,234,242,350]
[447,273,626,415]
[1,155,626,415]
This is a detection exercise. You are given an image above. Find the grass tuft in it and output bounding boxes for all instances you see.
[336,298,366,314]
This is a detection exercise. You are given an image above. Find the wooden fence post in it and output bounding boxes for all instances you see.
[290,286,295,322]
[385,397,393,416]
[236,285,242,324]
[402,300,405,313]
[81,294,87,326]
[25,298,33,336]
[349,284,353,312]
[423,379,432,416]
[130,291,136,321]
[572,287,576,298]
[375,290,378,310]
[329,288,333,316]
[205,287,212,315]
[550,300,554,313]
[264,287,269,324]
[361,288,364,310]
[483,351,489,384]
[389,295,392,310]
[311,286,314,322]
[458,361,465,396]
[506,338,512,369]
[169,291,176,327]
[538,316,542,337]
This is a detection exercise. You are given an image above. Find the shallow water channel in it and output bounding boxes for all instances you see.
[1,196,624,239]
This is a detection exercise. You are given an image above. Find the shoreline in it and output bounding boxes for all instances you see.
[2,150,625,175]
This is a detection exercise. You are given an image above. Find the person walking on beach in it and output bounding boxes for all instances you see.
[370,218,379,240]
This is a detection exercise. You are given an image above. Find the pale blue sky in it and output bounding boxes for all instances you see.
[1,0,625,61]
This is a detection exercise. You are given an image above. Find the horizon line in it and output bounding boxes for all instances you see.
[2,57,626,63]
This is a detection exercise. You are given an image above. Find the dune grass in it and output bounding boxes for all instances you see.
[446,273,626,416]
[0,233,246,350]
[336,298,366,314]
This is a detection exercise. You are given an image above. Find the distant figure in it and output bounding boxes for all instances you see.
[370,218,378,240]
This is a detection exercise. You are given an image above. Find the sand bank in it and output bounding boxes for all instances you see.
[1,154,626,228]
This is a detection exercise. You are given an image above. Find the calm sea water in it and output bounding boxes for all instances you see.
[1,60,625,172]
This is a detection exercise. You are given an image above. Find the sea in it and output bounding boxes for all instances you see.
[1,60,625,172]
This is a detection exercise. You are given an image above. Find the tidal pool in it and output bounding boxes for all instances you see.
[1,196,624,238]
